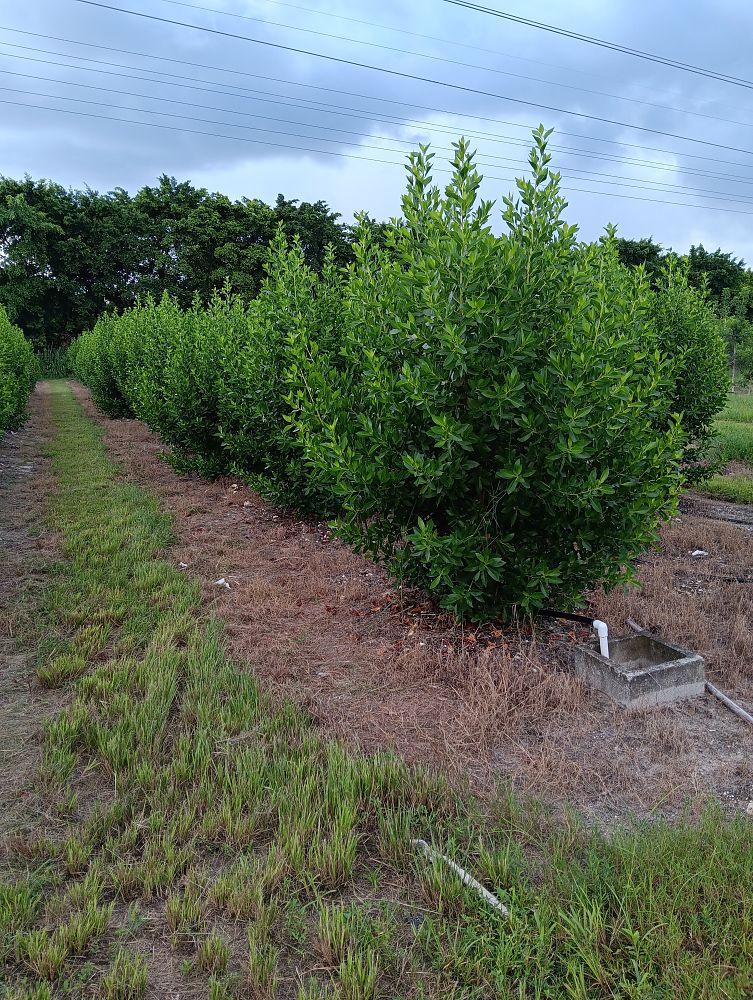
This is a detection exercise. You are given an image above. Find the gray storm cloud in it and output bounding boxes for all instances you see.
[1,0,752,258]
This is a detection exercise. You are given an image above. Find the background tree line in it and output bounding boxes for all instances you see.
[0,174,384,348]
[616,237,753,384]
[1,171,750,382]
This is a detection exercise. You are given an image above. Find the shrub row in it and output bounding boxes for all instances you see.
[71,130,726,619]
[0,306,39,432]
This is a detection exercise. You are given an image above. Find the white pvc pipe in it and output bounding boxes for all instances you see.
[410,839,509,917]
[593,619,609,658]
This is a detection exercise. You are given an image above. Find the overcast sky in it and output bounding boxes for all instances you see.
[2,0,753,260]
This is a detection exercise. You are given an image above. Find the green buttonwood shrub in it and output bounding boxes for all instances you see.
[73,291,245,475]
[216,229,346,511]
[650,259,729,483]
[70,244,346,506]
[126,290,241,475]
[70,312,133,418]
[0,306,39,432]
[288,129,686,619]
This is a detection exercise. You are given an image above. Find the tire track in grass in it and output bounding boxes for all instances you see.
[3,381,753,999]
[0,383,63,846]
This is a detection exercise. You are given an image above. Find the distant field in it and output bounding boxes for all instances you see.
[700,393,753,503]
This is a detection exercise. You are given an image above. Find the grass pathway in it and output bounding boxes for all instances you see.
[1,381,752,999]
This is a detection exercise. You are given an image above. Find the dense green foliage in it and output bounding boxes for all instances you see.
[617,237,752,308]
[0,176,353,348]
[289,134,685,616]
[0,306,38,432]
[71,243,345,513]
[72,131,692,620]
[617,237,753,384]
[4,162,748,364]
[650,262,730,481]
[615,236,667,284]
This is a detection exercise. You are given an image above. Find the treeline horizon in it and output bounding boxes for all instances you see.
[0,174,388,348]
[0,171,751,351]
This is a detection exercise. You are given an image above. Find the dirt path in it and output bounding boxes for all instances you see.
[0,384,63,847]
[63,383,753,825]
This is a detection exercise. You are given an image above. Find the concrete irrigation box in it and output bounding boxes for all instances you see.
[573,634,705,710]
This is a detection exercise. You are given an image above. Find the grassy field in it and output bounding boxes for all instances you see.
[700,393,753,502]
[2,381,753,998]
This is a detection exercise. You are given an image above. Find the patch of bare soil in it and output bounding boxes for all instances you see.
[0,385,63,849]
[72,383,753,825]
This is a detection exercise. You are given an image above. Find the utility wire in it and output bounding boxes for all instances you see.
[0,42,753,197]
[105,0,753,133]
[5,73,753,206]
[9,47,753,187]
[3,27,751,172]
[7,96,753,216]
[7,91,753,212]
[156,0,604,81]
[66,0,753,159]
[440,0,753,91]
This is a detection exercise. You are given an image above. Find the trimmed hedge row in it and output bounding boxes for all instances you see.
[71,131,725,619]
[0,306,39,432]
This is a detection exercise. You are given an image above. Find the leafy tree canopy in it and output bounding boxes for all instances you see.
[615,237,666,282]
[0,175,354,347]
[687,243,746,303]
[616,237,752,320]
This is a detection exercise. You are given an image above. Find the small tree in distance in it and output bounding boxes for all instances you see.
[650,260,730,482]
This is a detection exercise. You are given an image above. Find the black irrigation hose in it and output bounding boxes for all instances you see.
[538,609,595,626]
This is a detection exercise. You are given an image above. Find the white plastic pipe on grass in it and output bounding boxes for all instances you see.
[410,839,509,917]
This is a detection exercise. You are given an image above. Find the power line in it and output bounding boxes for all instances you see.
[5,42,753,203]
[67,0,753,159]
[5,73,753,207]
[6,96,753,216]
[7,88,753,215]
[5,52,753,191]
[157,0,605,81]
[3,27,752,174]
[440,0,753,91]
[114,0,753,133]
[0,81,481,160]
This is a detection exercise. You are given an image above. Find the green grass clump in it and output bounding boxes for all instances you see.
[719,392,753,424]
[99,948,148,999]
[699,474,753,503]
[712,419,753,465]
[3,382,753,998]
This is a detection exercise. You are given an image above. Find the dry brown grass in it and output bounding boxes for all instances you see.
[71,382,753,821]
[591,507,753,692]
